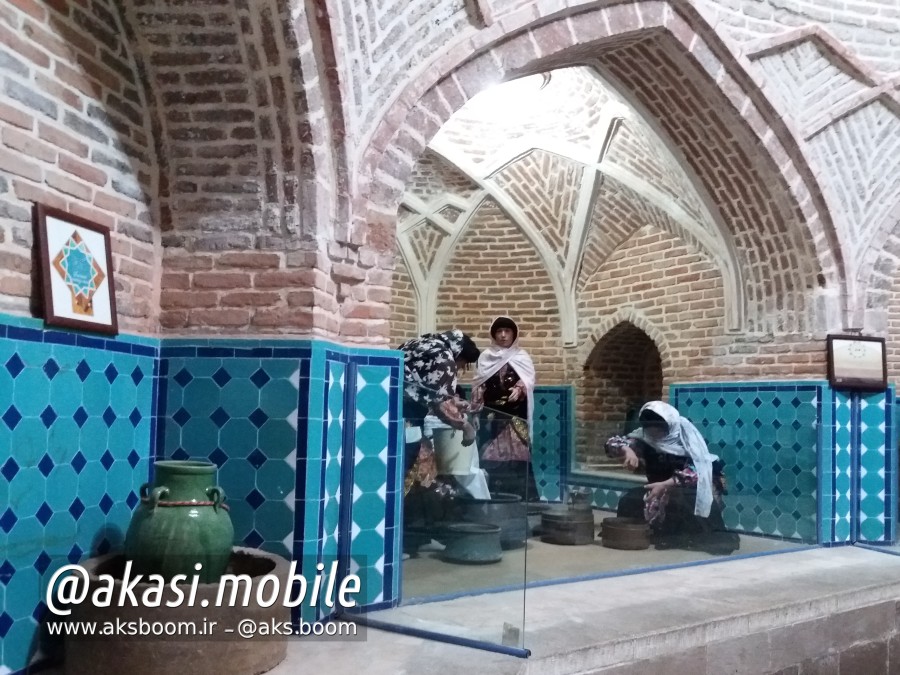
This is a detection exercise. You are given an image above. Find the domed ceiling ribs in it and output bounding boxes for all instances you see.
[396,67,746,344]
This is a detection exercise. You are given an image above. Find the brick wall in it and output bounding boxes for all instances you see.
[0,0,158,333]
[886,272,900,383]
[692,0,900,74]
[576,226,827,384]
[435,198,565,384]
[577,323,663,467]
[389,255,417,346]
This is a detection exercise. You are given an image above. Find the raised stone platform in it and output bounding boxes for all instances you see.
[268,546,900,675]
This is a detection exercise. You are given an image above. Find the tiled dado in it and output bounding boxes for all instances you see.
[560,381,897,548]
[568,383,825,537]
[670,383,822,543]
[157,341,402,624]
[0,315,157,674]
[0,313,404,675]
[828,388,896,544]
[531,386,572,503]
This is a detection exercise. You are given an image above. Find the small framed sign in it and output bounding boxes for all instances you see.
[34,203,118,335]
[826,334,886,391]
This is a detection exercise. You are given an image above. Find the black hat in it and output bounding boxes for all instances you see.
[490,316,518,342]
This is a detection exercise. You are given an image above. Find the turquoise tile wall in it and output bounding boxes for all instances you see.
[158,348,304,559]
[856,389,895,542]
[671,383,821,542]
[303,349,401,618]
[0,314,401,671]
[531,386,572,502]
[831,389,853,542]
[0,315,157,674]
[349,364,397,607]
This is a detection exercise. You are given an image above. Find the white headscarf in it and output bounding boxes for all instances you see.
[629,401,719,518]
[472,317,536,438]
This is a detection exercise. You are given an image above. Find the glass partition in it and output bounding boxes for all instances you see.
[351,380,531,654]
[563,399,818,576]
[357,383,821,655]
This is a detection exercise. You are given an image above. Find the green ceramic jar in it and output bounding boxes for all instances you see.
[125,460,234,583]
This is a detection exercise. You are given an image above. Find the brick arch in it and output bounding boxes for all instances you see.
[857,206,900,332]
[122,0,347,334]
[583,308,672,380]
[574,315,666,468]
[360,1,842,335]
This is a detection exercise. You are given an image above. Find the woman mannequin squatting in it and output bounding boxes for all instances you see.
[606,401,740,555]
[471,317,539,502]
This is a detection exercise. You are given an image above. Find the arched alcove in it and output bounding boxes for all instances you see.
[576,321,663,471]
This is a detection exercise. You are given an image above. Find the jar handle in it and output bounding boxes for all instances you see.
[146,486,168,508]
[207,486,226,511]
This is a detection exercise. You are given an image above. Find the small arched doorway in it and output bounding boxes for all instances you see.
[576,321,663,472]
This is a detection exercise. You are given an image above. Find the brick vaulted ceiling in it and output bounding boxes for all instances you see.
[398,66,754,344]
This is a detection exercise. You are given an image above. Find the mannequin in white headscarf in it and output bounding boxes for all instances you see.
[470,316,539,501]
[606,401,739,554]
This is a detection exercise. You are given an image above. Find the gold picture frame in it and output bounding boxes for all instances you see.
[34,203,118,335]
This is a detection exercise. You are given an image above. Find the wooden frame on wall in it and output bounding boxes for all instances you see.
[33,203,118,336]
[826,334,887,391]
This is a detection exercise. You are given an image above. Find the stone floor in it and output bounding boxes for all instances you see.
[43,545,900,674]
[264,545,900,675]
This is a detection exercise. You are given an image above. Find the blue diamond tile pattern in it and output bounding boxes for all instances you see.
[208,447,228,466]
[38,453,54,477]
[531,388,570,502]
[69,498,85,520]
[1,456,19,481]
[0,328,156,675]
[100,449,115,470]
[249,408,268,429]
[71,451,87,474]
[73,406,88,427]
[858,391,892,542]
[210,407,230,428]
[250,368,270,388]
[131,365,144,386]
[247,448,267,469]
[244,530,264,547]
[43,358,60,379]
[103,406,117,427]
[99,494,114,514]
[0,611,12,638]
[173,368,193,387]
[36,502,53,525]
[212,367,232,388]
[68,544,83,564]
[2,405,22,429]
[0,560,15,583]
[667,383,821,543]
[129,407,142,426]
[40,404,58,428]
[246,489,265,510]
[0,507,18,533]
[5,353,24,378]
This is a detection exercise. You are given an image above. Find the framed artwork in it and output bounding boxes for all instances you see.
[826,334,886,391]
[34,203,118,335]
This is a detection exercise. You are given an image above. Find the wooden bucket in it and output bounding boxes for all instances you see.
[540,507,595,545]
[599,517,650,550]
